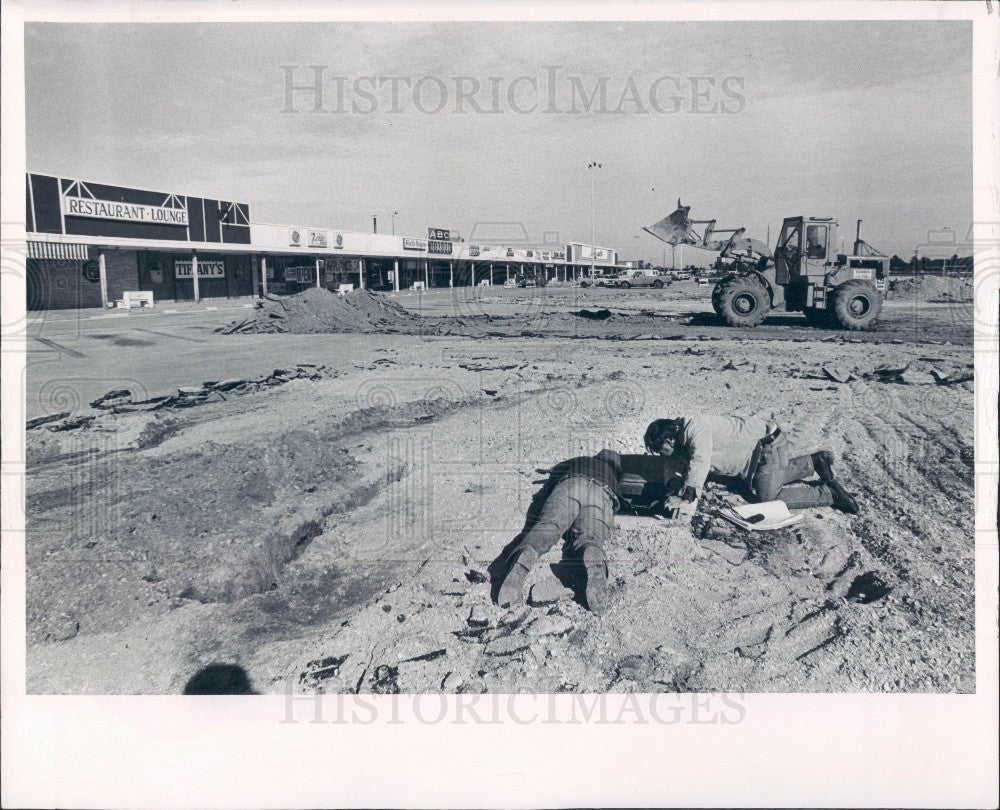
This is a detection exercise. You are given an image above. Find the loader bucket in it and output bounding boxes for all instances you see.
[720,236,772,259]
[643,202,698,246]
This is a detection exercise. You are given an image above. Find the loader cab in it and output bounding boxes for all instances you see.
[774,217,838,284]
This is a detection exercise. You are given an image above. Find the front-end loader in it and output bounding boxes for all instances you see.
[644,201,889,330]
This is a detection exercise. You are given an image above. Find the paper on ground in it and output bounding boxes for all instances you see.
[716,500,803,531]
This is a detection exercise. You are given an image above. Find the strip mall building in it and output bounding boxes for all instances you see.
[25,174,620,310]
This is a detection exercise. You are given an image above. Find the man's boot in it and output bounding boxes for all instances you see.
[825,479,860,514]
[812,451,860,513]
[581,545,610,616]
[812,450,835,480]
[497,547,538,608]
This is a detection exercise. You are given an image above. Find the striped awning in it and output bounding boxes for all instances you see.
[27,241,90,260]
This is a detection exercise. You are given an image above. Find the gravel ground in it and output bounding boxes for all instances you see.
[25,283,975,694]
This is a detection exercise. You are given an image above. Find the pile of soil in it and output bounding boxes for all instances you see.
[218,288,420,334]
[889,275,973,301]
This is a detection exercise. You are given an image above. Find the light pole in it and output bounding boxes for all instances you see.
[392,210,399,235]
[588,161,602,280]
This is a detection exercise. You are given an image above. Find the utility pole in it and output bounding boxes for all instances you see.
[373,214,377,234]
[391,210,398,235]
[588,161,602,279]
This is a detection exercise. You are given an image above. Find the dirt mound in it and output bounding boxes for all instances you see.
[218,288,419,334]
[889,275,973,301]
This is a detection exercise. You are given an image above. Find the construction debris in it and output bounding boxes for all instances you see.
[26,364,338,431]
[91,389,133,409]
[529,580,574,607]
[574,308,614,320]
[864,363,911,384]
[525,614,573,637]
[25,412,69,430]
[467,606,491,628]
[822,366,855,383]
[484,635,530,656]
[930,368,974,386]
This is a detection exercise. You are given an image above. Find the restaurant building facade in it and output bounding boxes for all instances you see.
[24,173,620,310]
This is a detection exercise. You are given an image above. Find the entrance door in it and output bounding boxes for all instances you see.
[774,217,803,285]
[803,223,830,278]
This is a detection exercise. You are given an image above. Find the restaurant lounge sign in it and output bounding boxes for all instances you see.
[62,194,189,226]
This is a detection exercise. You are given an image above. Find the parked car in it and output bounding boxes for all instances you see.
[579,272,618,288]
[613,271,670,289]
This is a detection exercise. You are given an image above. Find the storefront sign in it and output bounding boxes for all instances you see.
[428,239,453,255]
[62,195,188,226]
[428,227,453,241]
[469,245,480,257]
[326,257,360,274]
[308,230,328,248]
[403,237,427,250]
[552,250,566,260]
[334,233,344,248]
[175,259,225,279]
[289,229,302,247]
[284,265,316,283]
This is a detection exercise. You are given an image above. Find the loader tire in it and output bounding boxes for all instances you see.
[714,276,770,327]
[711,282,725,317]
[830,280,883,330]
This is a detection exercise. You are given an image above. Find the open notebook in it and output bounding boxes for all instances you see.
[716,500,803,531]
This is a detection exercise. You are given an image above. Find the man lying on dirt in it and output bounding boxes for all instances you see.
[642,414,860,519]
[496,449,679,615]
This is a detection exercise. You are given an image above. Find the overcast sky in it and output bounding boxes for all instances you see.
[25,20,972,261]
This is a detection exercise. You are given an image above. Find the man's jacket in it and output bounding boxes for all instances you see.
[675,413,773,496]
[550,450,684,508]
[550,449,623,498]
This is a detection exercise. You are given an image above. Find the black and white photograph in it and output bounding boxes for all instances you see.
[2,1,997,807]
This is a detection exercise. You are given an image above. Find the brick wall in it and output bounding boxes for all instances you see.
[26,259,102,310]
[103,249,140,303]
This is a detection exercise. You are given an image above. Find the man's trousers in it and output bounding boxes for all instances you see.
[749,432,834,509]
[514,476,615,557]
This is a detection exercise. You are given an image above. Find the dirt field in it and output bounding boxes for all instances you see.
[24,282,975,694]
